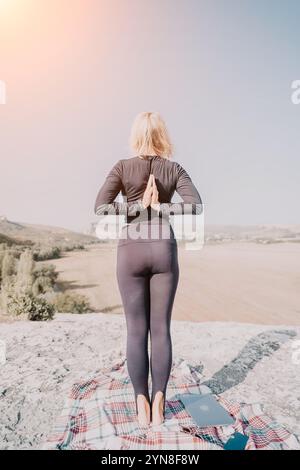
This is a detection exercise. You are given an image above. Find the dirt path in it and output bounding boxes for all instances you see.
[47,242,300,324]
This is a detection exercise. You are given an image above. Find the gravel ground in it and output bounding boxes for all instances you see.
[0,313,299,450]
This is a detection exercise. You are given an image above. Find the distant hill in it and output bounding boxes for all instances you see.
[0,218,99,247]
[0,232,32,246]
[204,224,300,244]
[3,217,299,247]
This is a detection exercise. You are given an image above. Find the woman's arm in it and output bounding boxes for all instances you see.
[156,163,203,216]
[94,160,146,216]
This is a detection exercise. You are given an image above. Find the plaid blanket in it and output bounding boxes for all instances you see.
[42,358,300,450]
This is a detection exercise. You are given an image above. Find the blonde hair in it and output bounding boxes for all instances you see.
[129,112,174,159]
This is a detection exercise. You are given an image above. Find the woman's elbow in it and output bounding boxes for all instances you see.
[94,200,100,215]
[195,200,203,215]
[94,200,107,215]
[94,204,110,216]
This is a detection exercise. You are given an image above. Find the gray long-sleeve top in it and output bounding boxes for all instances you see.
[94,155,203,224]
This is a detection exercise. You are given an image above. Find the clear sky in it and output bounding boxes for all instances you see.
[0,0,299,232]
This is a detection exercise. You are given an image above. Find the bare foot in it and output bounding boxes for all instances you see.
[136,394,151,427]
[151,391,165,426]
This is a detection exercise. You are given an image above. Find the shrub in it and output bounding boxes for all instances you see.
[63,244,85,252]
[7,292,55,321]
[32,277,53,296]
[33,264,58,283]
[0,277,16,313]
[33,246,62,261]
[52,292,92,314]
[32,264,58,295]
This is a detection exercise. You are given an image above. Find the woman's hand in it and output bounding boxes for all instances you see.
[142,174,154,209]
[150,176,160,211]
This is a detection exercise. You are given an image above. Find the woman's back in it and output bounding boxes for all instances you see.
[119,155,179,203]
[94,155,202,222]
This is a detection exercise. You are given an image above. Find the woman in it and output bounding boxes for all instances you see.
[94,112,202,427]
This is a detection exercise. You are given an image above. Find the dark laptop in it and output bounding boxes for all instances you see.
[178,393,235,427]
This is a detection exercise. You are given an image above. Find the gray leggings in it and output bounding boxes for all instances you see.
[116,229,179,409]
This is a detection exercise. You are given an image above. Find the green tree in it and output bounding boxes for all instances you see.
[1,251,16,281]
[15,249,34,295]
[0,250,5,284]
